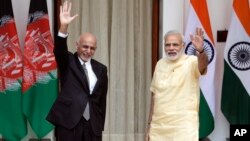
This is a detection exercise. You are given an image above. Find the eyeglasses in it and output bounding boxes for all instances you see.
[164,43,181,48]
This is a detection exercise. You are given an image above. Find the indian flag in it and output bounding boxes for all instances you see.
[221,0,250,124]
[184,0,215,138]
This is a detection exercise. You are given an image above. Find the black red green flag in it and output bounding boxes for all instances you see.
[0,0,27,140]
[22,0,58,138]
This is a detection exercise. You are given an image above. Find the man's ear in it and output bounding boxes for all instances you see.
[75,41,79,49]
[181,42,185,49]
[182,42,186,47]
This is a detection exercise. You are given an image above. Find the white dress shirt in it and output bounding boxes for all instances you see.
[78,58,97,94]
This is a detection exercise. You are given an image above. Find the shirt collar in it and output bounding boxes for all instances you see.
[78,57,91,66]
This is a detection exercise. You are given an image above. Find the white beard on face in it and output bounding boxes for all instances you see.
[165,47,184,61]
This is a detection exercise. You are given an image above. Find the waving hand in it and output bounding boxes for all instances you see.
[59,1,78,33]
[190,27,204,53]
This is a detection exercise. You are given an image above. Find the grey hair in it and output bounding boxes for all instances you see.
[164,30,185,45]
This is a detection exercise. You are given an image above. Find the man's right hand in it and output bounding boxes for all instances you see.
[59,1,78,33]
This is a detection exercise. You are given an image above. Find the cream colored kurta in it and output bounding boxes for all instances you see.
[149,55,200,141]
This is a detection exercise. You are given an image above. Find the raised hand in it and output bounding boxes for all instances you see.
[59,1,78,33]
[190,27,204,53]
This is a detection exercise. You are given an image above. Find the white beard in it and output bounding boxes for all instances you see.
[165,48,184,61]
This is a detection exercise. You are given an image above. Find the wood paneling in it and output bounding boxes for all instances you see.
[152,0,159,75]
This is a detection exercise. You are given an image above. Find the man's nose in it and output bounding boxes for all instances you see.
[86,47,91,53]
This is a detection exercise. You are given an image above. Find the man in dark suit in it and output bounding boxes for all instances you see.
[46,1,108,141]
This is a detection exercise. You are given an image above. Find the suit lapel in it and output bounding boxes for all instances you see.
[73,53,90,92]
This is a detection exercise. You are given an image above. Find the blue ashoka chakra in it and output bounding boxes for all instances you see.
[228,41,250,71]
[185,39,214,64]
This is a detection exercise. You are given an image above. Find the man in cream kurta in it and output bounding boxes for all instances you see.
[145,28,208,141]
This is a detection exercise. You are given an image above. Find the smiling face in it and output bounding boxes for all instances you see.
[164,32,185,61]
[76,32,97,62]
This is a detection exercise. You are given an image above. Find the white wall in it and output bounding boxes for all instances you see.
[160,0,236,141]
[0,0,54,140]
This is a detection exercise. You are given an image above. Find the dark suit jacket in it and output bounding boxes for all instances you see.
[47,35,108,136]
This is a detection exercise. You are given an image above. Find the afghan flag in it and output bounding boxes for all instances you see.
[184,0,215,138]
[0,0,27,140]
[221,0,250,124]
[22,0,58,138]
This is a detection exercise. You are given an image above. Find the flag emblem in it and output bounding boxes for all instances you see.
[227,41,250,71]
[0,33,22,91]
